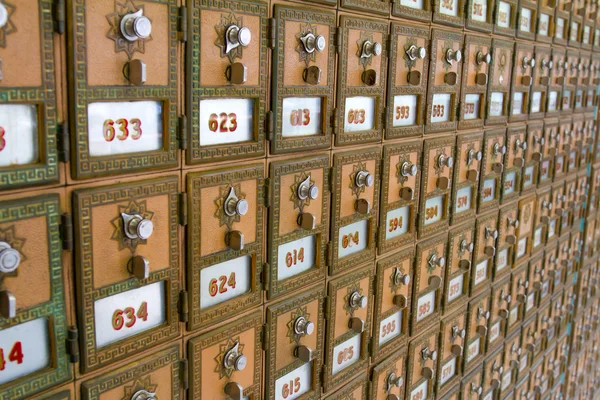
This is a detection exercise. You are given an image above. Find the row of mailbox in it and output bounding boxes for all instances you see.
[5,0,600,189]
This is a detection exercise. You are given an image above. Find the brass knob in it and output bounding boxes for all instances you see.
[493,143,507,156]
[355,171,374,188]
[393,294,408,309]
[476,51,491,65]
[122,213,154,240]
[514,139,528,152]
[0,242,20,273]
[542,59,553,70]
[460,239,474,253]
[297,177,319,200]
[349,317,365,333]
[361,40,382,58]
[421,346,437,361]
[294,317,315,336]
[0,4,7,29]
[131,390,158,400]
[401,162,418,177]
[451,343,463,356]
[522,57,536,69]
[349,291,368,309]
[452,325,466,339]
[471,384,483,396]
[467,149,483,166]
[429,253,446,269]
[438,154,454,169]
[300,33,326,54]
[393,268,411,286]
[130,255,150,280]
[295,345,313,363]
[121,10,152,42]
[225,230,245,251]
[406,45,427,61]
[445,48,462,64]
[0,290,16,319]
[485,227,498,240]
[387,372,404,390]
[224,343,247,371]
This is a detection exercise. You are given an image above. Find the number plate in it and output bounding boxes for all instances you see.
[519,8,532,32]
[281,98,322,137]
[519,354,528,372]
[401,0,425,9]
[275,362,312,400]
[94,281,166,348]
[392,95,418,127]
[201,256,251,309]
[563,91,572,109]
[471,0,487,21]
[464,94,481,120]
[467,338,480,361]
[540,161,550,180]
[440,0,459,16]
[332,334,362,375]
[575,90,583,108]
[482,179,496,203]
[512,92,524,115]
[0,319,50,385]
[548,220,556,238]
[489,321,501,343]
[531,92,542,113]
[277,235,317,280]
[504,172,517,195]
[548,92,558,111]
[497,1,512,27]
[431,94,452,123]
[447,274,464,303]
[526,293,535,311]
[508,307,519,325]
[489,92,504,116]
[474,260,488,286]
[538,14,550,36]
[416,291,436,322]
[424,196,445,226]
[501,371,512,390]
[440,358,457,385]
[496,249,508,271]
[523,166,535,188]
[410,379,428,400]
[386,206,411,240]
[379,311,403,346]
[584,26,591,44]
[344,97,376,132]
[199,99,254,146]
[570,22,579,41]
[455,186,473,214]
[517,238,527,258]
[533,228,542,248]
[555,18,565,39]
[0,104,39,167]
[338,220,369,258]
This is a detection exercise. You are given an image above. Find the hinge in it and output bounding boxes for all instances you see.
[264,178,272,208]
[268,18,276,49]
[60,213,73,252]
[266,111,274,140]
[326,241,333,267]
[53,0,65,34]
[457,102,462,121]
[320,364,327,383]
[57,122,70,164]
[180,359,189,390]
[327,166,335,193]
[492,4,497,24]
[382,106,387,130]
[331,108,339,131]
[261,324,269,350]
[66,326,79,363]
[178,290,189,323]
[323,295,329,320]
[261,263,270,292]
[178,6,187,42]
[179,193,188,226]
[178,116,188,150]
[386,35,393,59]
[367,338,373,357]
[372,275,378,294]
[335,27,343,54]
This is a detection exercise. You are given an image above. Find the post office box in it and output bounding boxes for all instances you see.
[529,48,551,119]
[459,35,492,130]
[555,118,571,180]
[563,51,579,113]
[489,276,512,350]
[537,250,553,305]
[478,129,507,213]
[549,181,567,239]
[339,0,389,15]
[528,357,549,398]
[568,6,584,48]
[386,24,429,140]
[80,344,184,399]
[555,332,570,369]
[493,0,518,36]
[464,289,492,372]
[323,264,374,391]
[419,136,455,238]
[536,302,556,353]
[406,322,439,400]
[573,170,588,223]
[466,0,495,32]
[188,311,262,399]
[550,292,569,341]
[571,315,585,357]
[520,316,539,373]
[185,163,264,330]
[583,217,597,260]
[327,373,369,400]
[538,121,557,186]
[525,254,545,314]
[563,176,577,231]
[264,286,326,400]
[575,53,591,110]
[438,306,468,394]
[553,0,570,46]
[486,40,514,125]
[502,329,522,393]
[330,148,379,275]
[461,366,485,400]
[452,133,483,225]
[544,247,561,295]
[590,163,600,214]
[0,191,73,397]
[592,54,600,86]
[0,0,62,189]
[544,343,561,389]
[425,29,464,134]
[439,383,461,400]
[270,4,336,154]
[432,0,465,26]
[576,264,591,312]
[566,115,583,173]
[557,235,575,282]
[334,15,387,147]
[68,0,180,179]
[502,126,527,203]
[188,0,268,163]
[536,0,555,43]
[391,0,432,22]
[369,347,407,400]
[569,230,583,275]
[516,0,537,40]
[412,234,448,334]
[267,155,329,299]
[72,175,181,372]
[379,142,421,254]
[472,211,499,295]
[581,0,596,50]
[444,221,476,313]
[514,194,536,263]
[581,113,595,159]
[507,263,529,335]
[547,50,566,117]
[482,346,505,400]
[532,188,552,253]
[509,44,534,122]
[522,122,543,192]
[372,249,413,362]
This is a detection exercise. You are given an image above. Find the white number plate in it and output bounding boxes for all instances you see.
[431,94,452,123]
[548,91,558,111]
[563,91,572,110]
[489,92,504,117]
[455,186,473,214]
[526,293,535,312]
[575,90,583,108]
[471,0,487,22]
[570,22,579,41]
[440,358,456,385]
[548,220,556,238]
[424,195,445,226]
[474,260,488,286]
[0,104,39,167]
[401,0,425,10]
[278,235,317,281]
[538,13,550,36]
[556,18,565,39]
[440,0,458,16]
[338,219,369,259]
[512,92,524,115]
[94,281,166,348]
[467,338,480,362]
[200,255,251,309]
[332,334,361,375]
[503,172,517,195]
[519,7,532,32]
[88,101,163,156]
[533,228,542,248]
[386,206,411,240]
[392,95,418,127]
[282,97,322,137]
[508,307,519,326]
[482,179,496,203]
[540,160,550,181]
[0,318,50,385]
[523,166,535,188]
[344,97,376,133]
[484,391,493,400]
[530,92,542,113]
[595,29,600,46]
[275,361,312,400]
[489,321,501,344]
[447,274,464,303]
[497,1,512,28]
[410,380,428,400]
[501,371,512,390]
[379,310,403,346]
[464,94,481,120]
[517,237,527,258]
[416,291,436,322]
[519,354,528,372]
[199,98,253,146]
[496,248,508,272]
[583,25,591,44]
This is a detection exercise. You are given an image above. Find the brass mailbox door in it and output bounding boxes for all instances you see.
[461,366,484,400]
[532,187,552,253]
[372,249,413,363]
[485,40,514,126]
[536,0,555,43]
[464,290,492,373]
[502,126,527,204]
[558,235,574,281]
[270,4,336,154]
[391,0,432,22]
[425,29,463,134]
[465,0,494,32]
[554,0,570,46]
[539,120,558,185]
[582,113,595,159]
[335,15,387,146]
[472,211,499,296]
[509,44,534,123]
[419,136,455,238]
[323,265,374,392]
[493,0,517,36]
[544,343,561,389]
[188,311,262,399]
[444,222,475,313]
[328,374,369,400]
[520,316,538,375]
[452,133,483,225]
[567,115,583,173]
[489,276,512,350]
[507,263,528,335]
[514,194,536,264]
[379,141,422,254]
[563,50,579,113]
[544,246,561,294]
[482,345,505,399]
[574,170,588,224]
[68,0,179,179]
[516,0,537,40]
[569,7,583,48]
[459,35,492,130]
[595,26,600,52]
[529,47,551,119]
[330,148,379,275]
[547,49,566,117]
[526,254,545,316]
[521,122,543,193]
[0,193,71,398]
[186,163,264,331]
[496,205,519,280]
[412,233,448,334]
[386,23,429,140]
[564,176,577,232]
[339,0,389,15]
[406,322,439,400]
[188,0,268,162]
[575,52,591,110]
[369,347,407,400]
[550,181,567,239]
[501,330,522,393]
[438,306,468,393]
[528,358,548,398]
[582,0,596,49]
[0,0,60,189]
[478,129,506,213]
[264,286,325,400]
[432,0,465,26]
[73,176,181,372]
[555,118,571,180]
[583,217,596,260]
[80,344,184,400]
[267,155,329,298]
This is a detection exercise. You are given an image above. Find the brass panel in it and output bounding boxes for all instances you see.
[525,254,544,317]
[507,262,528,336]
[485,40,514,126]
[529,47,551,119]
[563,50,580,113]
[521,122,543,193]
[482,345,505,398]
[501,126,526,204]
[369,347,407,400]
[478,129,506,213]
[532,187,552,254]
[458,35,491,130]
[472,211,498,296]
[509,44,534,123]
[501,329,522,393]
[464,290,491,373]
[515,194,536,264]
[444,221,475,313]
[451,132,483,225]
[438,306,468,393]
[519,316,538,375]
